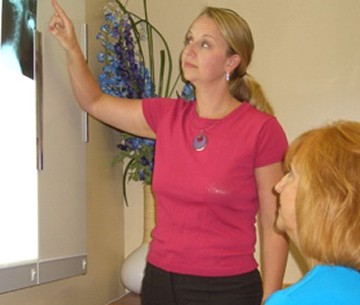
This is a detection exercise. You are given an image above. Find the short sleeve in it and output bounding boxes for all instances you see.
[255,117,288,167]
[142,97,175,134]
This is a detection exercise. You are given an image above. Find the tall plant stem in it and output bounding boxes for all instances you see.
[143,0,155,90]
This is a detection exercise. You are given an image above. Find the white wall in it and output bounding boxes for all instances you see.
[124,0,360,284]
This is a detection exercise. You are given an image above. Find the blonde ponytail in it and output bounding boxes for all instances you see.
[230,74,274,115]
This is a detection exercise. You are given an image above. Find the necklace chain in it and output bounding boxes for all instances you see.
[191,102,234,152]
[192,120,222,151]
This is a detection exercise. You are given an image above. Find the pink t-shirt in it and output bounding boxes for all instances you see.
[142,98,288,277]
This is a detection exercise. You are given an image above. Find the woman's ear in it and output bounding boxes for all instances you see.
[226,54,241,72]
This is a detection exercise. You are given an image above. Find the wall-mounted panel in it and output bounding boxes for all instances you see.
[0,0,87,294]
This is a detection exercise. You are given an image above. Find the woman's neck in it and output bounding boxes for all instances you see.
[195,89,240,119]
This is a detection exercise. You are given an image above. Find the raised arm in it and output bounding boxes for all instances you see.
[48,0,154,139]
[255,162,289,303]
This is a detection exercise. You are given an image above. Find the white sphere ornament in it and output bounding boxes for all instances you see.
[120,243,149,294]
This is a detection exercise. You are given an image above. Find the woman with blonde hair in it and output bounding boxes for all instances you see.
[49,1,289,304]
[268,120,360,304]
[203,7,274,115]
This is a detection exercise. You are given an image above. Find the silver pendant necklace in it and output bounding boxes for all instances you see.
[191,100,236,152]
[192,119,223,152]
[193,131,208,151]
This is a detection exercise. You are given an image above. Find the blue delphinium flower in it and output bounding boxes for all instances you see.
[97,0,185,193]
[97,3,157,187]
[180,82,195,102]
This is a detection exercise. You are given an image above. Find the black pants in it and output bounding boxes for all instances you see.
[141,263,263,305]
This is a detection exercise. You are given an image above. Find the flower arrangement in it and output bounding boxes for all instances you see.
[96,0,194,204]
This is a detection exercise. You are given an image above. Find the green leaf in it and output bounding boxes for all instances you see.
[122,158,136,206]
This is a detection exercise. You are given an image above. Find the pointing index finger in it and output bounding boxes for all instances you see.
[51,0,67,20]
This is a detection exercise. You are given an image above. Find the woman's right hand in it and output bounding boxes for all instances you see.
[48,0,79,52]
[47,0,154,139]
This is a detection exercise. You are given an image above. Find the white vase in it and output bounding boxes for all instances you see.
[120,185,156,294]
[120,243,149,294]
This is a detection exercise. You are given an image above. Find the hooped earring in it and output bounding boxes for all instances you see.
[226,72,230,82]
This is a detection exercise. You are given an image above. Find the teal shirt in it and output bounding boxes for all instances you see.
[266,265,360,305]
